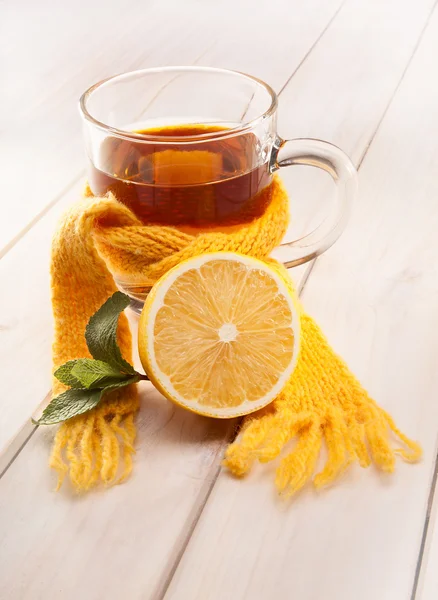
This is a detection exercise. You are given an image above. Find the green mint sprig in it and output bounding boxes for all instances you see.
[34,292,148,426]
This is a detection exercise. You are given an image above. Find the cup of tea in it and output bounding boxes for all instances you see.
[80,67,356,301]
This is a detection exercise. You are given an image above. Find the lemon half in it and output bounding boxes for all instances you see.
[138,252,300,418]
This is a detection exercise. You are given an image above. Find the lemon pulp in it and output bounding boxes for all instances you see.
[138,253,300,418]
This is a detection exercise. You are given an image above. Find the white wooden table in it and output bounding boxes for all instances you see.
[1,1,438,598]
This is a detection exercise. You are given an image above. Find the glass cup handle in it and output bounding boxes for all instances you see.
[272,137,358,267]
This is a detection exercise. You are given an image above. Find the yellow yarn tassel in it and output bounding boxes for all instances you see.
[49,175,421,493]
[223,311,422,497]
[49,401,137,491]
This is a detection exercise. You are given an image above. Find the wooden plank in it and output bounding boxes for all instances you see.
[164,4,438,600]
[0,385,235,600]
[0,2,344,598]
[416,455,438,599]
[0,0,344,256]
[0,1,436,599]
[0,0,344,460]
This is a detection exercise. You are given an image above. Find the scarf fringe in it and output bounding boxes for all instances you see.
[223,402,422,498]
[49,407,137,492]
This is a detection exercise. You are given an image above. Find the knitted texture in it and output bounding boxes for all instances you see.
[50,175,421,493]
[224,275,421,496]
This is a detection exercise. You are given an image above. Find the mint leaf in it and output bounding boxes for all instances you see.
[85,292,136,374]
[54,359,126,389]
[70,359,125,389]
[35,375,140,425]
[54,360,85,388]
[35,389,102,425]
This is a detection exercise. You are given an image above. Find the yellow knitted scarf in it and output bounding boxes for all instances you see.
[50,176,421,495]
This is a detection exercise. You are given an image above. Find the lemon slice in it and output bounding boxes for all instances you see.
[138,253,300,418]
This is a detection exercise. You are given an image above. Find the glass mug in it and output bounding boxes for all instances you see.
[80,66,357,309]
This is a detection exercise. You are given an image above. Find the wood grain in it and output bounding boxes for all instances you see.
[1,0,438,598]
[165,5,438,599]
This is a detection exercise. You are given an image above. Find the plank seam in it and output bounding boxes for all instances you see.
[357,0,438,170]
[411,436,438,600]
[277,0,348,96]
[0,426,38,480]
[0,170,85,260]
[153,422,238,600]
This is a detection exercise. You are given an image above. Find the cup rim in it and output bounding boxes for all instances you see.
[79,66,278,143]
